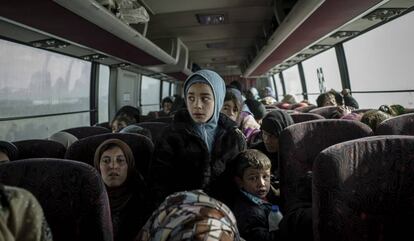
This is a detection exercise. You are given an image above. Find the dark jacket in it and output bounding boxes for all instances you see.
[233,189,280,241]
[150,109,246,204]
[344,95,359,109]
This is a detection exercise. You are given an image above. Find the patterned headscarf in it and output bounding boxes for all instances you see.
[136,190,241,241]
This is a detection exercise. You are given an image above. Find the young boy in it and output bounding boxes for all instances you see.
[232,149,281,241]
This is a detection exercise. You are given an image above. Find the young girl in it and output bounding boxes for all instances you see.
[150,69,246,204]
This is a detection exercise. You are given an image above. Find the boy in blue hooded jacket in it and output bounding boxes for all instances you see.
[149,69,246,205]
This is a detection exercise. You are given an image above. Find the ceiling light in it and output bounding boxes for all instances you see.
[81,53,107,61]
[30,38,70,49]
[196,13,226,25]
[310,44,331,51]
[363,8,406,21]
[330,31,359,39]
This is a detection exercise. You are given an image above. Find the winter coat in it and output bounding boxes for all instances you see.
[150,109,246,204]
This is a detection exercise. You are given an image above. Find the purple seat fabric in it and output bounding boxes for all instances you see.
[65,133,154,178]
[134,122,169,142]
[309,106,338,119]
[13,139,66,159]
[290,113,325,124]
[61,126,110,140]
[279,119,373,210]
[376,113,414,135]
[0,158,113,241]
[313,136,414,241]
[352,108,374,114]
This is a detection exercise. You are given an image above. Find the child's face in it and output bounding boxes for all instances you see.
[221,100,239,122]
[238,167,271,199]
[112,120,127,133]
[262,130,279,153]
[186,83,215,123]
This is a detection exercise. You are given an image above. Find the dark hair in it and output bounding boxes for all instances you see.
[161,97,173,106]
[224,90,242,113]
[316,92,335,107]
[229,80,242,92]
[233,149,271,178]
[115,105,141,123]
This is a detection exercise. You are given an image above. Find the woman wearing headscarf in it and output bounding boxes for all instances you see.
[150,69,246,205]
[0,184,53,241]
[251,110,294,180]
[135,190,241,241]
[94,139,151,241]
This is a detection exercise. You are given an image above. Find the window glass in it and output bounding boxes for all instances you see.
[273,74,284,100]
[171,83,176,96]
[141,75,161,114]
[353,92,414,109]
[344,11,414,91]
[98,65,110,123]
[162,81,170,99]
[0,39,91,119]
[0,112,90,141]
[282,65,303,101]
[302,48,342,94]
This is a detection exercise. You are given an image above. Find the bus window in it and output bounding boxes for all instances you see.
[282,65,303,102]
[0,38,91,141]
[344,10,414,108]
[141,75,161,114]
[302,48,342,104]
[161,80,170,99]
[273,74,284,101]
[98,64,110,123]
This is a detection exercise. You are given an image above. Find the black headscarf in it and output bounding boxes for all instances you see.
[261,110,294,137]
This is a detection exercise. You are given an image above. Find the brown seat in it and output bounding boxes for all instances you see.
[279,119,373,210]
[290,113,325,124]
[0,158,113,241]
[313,135,414,241]
[376,113,414,135]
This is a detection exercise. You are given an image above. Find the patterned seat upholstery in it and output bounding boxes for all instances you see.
[279,119,373,210]
[0,159,113,241]
[309,106,338,119]
[61,126,110,139]
[376,113,414,135]
[13,139,66,159]
[65,133,154,178]
[134,122,169,143]
[313,136,414,241]
[290,113,325,124]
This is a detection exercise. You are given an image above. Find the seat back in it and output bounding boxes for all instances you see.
[309,106,338,118]
[134,122,169,143]
[313,136,414,241]
[61,126,111,139]
[0,159,113,241]
[376,113,414,135]
[290,113,325,124]
[279,119,373,210]
[13,139,66,159]
[65,133,154,178]
[352,108,374,114]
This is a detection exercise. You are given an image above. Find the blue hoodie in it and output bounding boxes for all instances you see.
[184,69,226,153]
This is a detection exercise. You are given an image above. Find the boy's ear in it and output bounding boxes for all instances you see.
[233,176,243,188]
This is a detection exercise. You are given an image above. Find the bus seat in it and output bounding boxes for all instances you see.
[94,122,111,130]
[65,133,154,178]
[290,113,325,124]
[294,104,317,113]
[152,116,173,123]
[13,139,66,159]
[279,119,373,211]
[0,159,113,241]
[61,126,110,139]
[309,106,338,118]
[313,135,414,241]
[376,113,414,135]
[352,108,374,114]
[133,122,169,143]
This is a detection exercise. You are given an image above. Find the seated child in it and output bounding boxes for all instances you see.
[232,149,281,241]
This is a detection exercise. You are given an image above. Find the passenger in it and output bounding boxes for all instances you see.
[252,110,294,180]
[150,69,246,205]
[360,110,391,132]
[328,89,343,106]
[159,97,174,117]
[232,149,281,241]
[48,131,78,150]
[280,94,297,105]
[316,92,337,107]
[245,99,267,125]
[135,190,241,241]
[341,88,359,109]
[221,88,261,141]
[111,115,134,133]
[94,138,151,241]
[0,140,18,163]
[246,87,260,101]
[0,184,53,240]
[114,105,141,124]
[378,104,405,116]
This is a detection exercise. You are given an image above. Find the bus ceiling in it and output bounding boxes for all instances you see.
[0,0,413,80]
